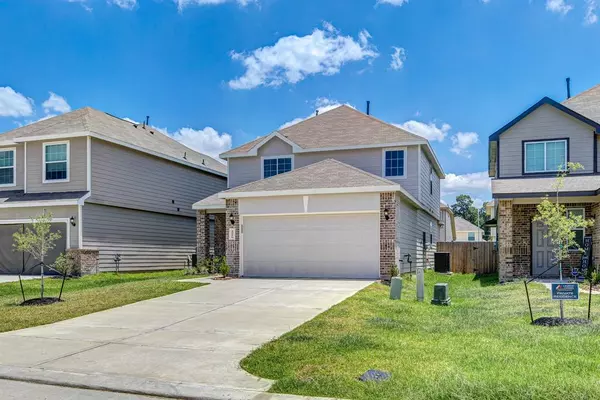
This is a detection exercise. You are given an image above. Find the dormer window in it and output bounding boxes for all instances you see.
[383,148,406,178]
[0,148,16,187]
[262,156,293,179]
[43,141,69,183]
[524,139,567,174]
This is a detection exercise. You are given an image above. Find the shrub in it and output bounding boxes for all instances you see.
[53,253,76,276]
[216,256,230,278]
[390,264,399,278]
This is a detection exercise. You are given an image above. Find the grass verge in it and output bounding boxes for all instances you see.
[242,271,600,400]
[0,270,205,333]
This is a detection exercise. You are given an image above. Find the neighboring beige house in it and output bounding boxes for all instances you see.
[0,108,226,274]
[485,200,497,241]
[455,217,484,242]
[490,84,600,281]
[439,202,456,242]
[194,105,445,279]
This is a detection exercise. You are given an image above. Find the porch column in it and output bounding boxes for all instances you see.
[214,213,226,257]
[592,203,600,266]
[498,199,514,282]
[226,199,240,277]
[196,210,210,261]
[380,192,396,280]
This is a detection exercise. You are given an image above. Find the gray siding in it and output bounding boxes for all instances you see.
[498,104,595,177]
[415,209,438,269]
[82,203,196,271]
[396,194,417,273]
[89,139,226,218]
[228,138,421,199]
[418,146,441,218]
[438,209,454,242]
[26,138,88,193]
[0,144,24,191]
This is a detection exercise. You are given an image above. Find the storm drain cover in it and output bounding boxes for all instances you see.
[358,369,391,382]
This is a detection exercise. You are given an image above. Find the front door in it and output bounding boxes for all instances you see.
[532,221,558,277]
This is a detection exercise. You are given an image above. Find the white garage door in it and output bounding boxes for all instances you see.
[242,213,379,279]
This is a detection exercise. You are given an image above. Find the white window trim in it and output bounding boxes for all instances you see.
[0,147,16,188]
[43,140,70,184]
[567,207,586,253]
[382,147,407,180]
[261,155,294,179]
[524,139,567,174]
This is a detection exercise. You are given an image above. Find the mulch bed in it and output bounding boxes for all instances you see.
[212,276,234,281]
[532,317,591,327]
[20,297,63,306]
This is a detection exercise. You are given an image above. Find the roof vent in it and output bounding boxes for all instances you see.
[133,124,138,128]
[184,152,187,160]
[202,159,206,165]
[315,109,319,116]
[566,77,572,99]
[366,100,371,115]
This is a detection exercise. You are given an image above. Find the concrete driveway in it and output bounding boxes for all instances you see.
[0,278,371,399]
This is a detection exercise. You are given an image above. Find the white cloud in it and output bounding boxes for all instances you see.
[279,98,355,129]
[441,171,492,205]
[450,132,480,158]
[397,120,451,142]
[585,0,598,24]
[42,92,71,114]
[546,0,573,15]
[376,0,409,6]
[175,0,253,11]
[0,87,34,117]
[170,127,232,159]
[390,47,406,71]
[228,23,379,90]
[109,0,137,10]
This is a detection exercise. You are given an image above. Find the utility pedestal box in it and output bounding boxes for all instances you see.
[431,283,451,306]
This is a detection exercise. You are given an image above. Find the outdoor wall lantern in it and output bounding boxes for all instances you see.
[229,213,235,225]
[70,216,76,227]
[384,209,390,221]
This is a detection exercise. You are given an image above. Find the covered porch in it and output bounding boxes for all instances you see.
[193,193,227,261]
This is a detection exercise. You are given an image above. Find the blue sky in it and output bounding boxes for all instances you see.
[1,0,599,206]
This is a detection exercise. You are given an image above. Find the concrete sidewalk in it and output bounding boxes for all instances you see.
[0,278,370,399]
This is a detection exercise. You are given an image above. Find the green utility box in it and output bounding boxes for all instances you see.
[390,277,403,300]
[431,283,451,306]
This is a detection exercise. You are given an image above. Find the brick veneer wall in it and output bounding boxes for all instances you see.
[214,213,226,257]
[67,249,99,276]
[498,200,514,282]
[499,201,595,281]
[226,199,240,277]
[380,192,396,280]
[196,210,210,261]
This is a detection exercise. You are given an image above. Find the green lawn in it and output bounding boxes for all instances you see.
[0,270,205,333]
[242,272,600,400]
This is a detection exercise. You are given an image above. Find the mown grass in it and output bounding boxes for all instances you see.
[0,270,205,333]
[242,272,600,400]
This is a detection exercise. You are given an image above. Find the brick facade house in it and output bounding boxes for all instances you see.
[490,87,600,281]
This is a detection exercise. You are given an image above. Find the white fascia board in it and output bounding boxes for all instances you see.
[219,185,403,199]
[14,132,90,143]
[222,140,428,159]
[0,199,80,208]
[77,192,92,206]
[16,131,227,178]
[192,202,226,210]
[421,142,445,178]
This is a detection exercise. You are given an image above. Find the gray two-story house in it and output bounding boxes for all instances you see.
[194,105,445,280]
[0,107,226,274]
[490,84,600,281]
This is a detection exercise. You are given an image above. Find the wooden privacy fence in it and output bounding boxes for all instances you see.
[436,242,498,274]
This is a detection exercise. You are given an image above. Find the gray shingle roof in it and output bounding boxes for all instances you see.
[454,217,483,232]
[222,105,426,156]
[563,84,600,124]
[224,158,400,194]
[0,107,226,175]
[0,190,89,204]
[192,193,225,210]
[492,175,600,196]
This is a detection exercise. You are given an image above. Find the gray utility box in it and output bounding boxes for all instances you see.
[431,283,451,306]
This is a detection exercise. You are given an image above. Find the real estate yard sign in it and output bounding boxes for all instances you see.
[551,284,579,301]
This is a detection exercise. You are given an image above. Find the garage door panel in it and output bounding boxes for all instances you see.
[242,213,379,279]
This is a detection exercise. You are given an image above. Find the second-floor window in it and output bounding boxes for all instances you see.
[524,139,567,174]
[0,148,15,187]
[384,149,406,178]
[43,141,69,183]
[263,156,292,179]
